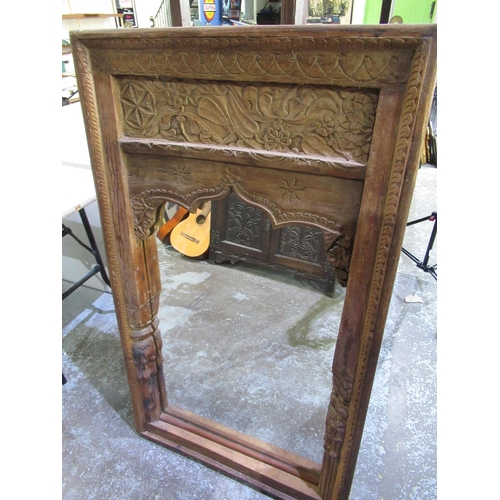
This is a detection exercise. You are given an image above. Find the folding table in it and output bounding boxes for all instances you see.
[62,103,111,385]
[62,165,110,300]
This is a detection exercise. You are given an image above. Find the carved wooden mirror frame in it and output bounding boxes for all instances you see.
[71,24,436,500]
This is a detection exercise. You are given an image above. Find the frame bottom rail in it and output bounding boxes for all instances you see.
[143,405,322,500]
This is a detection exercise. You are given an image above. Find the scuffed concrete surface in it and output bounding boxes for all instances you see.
[63,166,436,499]
[156,252,344,464]
[350,273,437,500]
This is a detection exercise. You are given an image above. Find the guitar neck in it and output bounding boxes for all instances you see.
[198,201,211,218]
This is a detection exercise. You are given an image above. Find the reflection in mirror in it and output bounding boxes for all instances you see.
[307,0,351,24]
[156,216,345,463]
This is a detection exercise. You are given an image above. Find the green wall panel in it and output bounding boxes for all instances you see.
[362,0,437,24]
[392,0,437,23]
[363,0,384,23]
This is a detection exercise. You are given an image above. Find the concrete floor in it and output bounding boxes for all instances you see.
[62,165,437,499]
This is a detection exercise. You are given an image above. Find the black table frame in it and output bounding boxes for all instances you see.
[62,206,111,300]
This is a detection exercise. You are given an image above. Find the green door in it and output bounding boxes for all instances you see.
[363,0,437,24]
[363,0,384,23]
[391,0,437,23]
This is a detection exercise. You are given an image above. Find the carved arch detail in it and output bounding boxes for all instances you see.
[130,174,353,285]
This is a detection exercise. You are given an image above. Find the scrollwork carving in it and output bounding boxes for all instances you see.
[323,369,354,458]
[119,78,378,163]
[90,35,418,86]
[210,229,221,244]
[324,232,352,287]
[236,182,343,235]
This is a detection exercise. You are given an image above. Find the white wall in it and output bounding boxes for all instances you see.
[62,0,165,30]
[62,0,118,32]
[351,0,366,24]
[134,0,161,27]
[62,103,110,293]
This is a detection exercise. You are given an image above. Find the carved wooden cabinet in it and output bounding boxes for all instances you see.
[210,192,336,294]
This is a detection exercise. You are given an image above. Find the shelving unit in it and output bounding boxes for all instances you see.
[62,13,123,19]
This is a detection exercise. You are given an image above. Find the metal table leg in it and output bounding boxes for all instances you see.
[62,207,111,300]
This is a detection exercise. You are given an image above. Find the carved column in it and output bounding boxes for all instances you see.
[128,234,168,423]
[72,40,168,429]
[319,40,435,499]
[324,231,352,287]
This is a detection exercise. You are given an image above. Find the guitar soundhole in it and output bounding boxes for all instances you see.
[196,214,207,225]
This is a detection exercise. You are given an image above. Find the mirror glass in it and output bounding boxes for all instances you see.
[156,201,346,463]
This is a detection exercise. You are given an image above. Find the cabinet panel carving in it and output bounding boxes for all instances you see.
[277,225,323,263]
[210,192,335,295]
[226,192,265,249]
